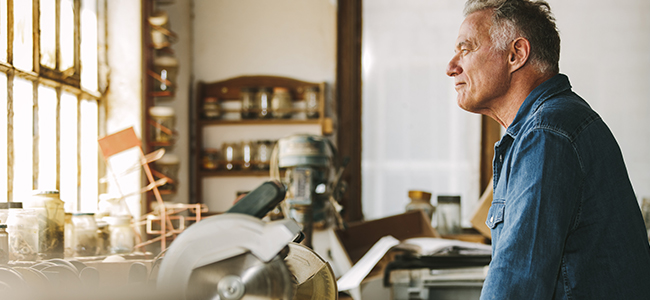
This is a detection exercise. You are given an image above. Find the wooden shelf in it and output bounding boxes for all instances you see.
[199,118,322,126]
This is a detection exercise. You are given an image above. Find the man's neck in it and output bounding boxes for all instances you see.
[489,72,555,128]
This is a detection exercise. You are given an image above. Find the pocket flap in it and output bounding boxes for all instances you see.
[485,202,505,229]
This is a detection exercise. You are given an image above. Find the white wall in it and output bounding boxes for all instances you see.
[192,0,337,211]
[361,0,650,227]
[551,0,650,200]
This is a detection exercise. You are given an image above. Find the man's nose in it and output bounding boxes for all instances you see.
[446,55,462,77]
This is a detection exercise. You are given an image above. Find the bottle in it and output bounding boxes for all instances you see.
[437,195,462,235]
[241,140,255,170]
[405,190,435,222]
[0,224,8,264]
[24,190,65,259]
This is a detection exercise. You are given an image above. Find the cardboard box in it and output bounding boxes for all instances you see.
[335,210,439,265]
[470,180,493,239]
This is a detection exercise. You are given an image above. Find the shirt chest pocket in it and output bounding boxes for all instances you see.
[486,201,505,229]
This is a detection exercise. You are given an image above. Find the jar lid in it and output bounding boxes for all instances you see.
[408,190,432,201]
[204,96,218,103]
[273,87,289,93]
[0,224,6,229]
[32,190,60,195]
[73,212,95,216]
[149,106,175,117]
[258,87,273,92]
[437,195,461,204]
[305,86,319,91]
[241,87,257,93]
[0,202,23,209]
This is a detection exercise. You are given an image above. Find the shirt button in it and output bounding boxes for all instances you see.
[499,155,503,162]
[490,216,494,222]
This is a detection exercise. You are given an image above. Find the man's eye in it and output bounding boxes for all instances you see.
[460,49,470,55]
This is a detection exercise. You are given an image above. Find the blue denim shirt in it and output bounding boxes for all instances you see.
[480,74,650,299]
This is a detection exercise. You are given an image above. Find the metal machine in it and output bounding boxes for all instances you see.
[156,181,338,300]
[271,134,346,248]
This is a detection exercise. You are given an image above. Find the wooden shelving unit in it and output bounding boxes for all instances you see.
[190,75,331,209]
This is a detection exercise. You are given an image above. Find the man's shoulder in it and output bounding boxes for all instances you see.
[524,92,601,141]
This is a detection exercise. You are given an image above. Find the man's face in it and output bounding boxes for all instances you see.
[446,10,510,114]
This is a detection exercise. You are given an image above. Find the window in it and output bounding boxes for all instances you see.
[1,0,102,212]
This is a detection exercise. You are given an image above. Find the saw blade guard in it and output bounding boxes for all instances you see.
[156,213,301,298]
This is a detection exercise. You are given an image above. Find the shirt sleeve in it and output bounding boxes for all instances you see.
[480,128,584,300]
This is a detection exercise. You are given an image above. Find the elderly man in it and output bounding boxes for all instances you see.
[446,0,650,299]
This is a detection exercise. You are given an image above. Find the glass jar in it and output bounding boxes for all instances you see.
[24,190,65,259]
[72,213,98,257]
[0,202,23,224]
[152,55,178,94]
[254,140,274,170]
[256,87,273,119]
[304,86,320,119]
[437,195,461,235]
[405,190,435,222]
[155,153,180,192]
[106,216,134,254]
[0,224,8,264]
[6,208,39,261]
[149,106,176,143]
[202,148,220,170]
[241,87,258,119]
[222,142,241,171]
[271,87,293,119]
[96,220,110,256]
[203,96,221,120]
[64,213,74,258]
[240,140,255,170]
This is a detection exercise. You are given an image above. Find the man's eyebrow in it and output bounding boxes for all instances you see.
[456,40,474,49]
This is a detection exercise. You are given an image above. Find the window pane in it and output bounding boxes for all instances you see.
[81,0,98,91]
[40,0,57,69]
[79,98,97,213]
[60,92,78,212]
[13,78,34,201]
[37,85,58,190]
[60,0,75,72]
[13,0,33,71]
[0,0,7,62]
[0,74,7,201]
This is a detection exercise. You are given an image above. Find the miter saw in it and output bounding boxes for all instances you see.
[156,181,338,300]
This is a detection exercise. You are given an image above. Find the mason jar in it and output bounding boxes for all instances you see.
[256,87,273,119]
[24,190,65,259]
[105,216,135,254]
[304,86,320,119]
[6,208,39,261]
[240,87,258,119]
[437,195,461,235]
[72,213,99,257]
[271,87,293,119]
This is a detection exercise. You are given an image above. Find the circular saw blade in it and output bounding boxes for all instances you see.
[187,251,294,300]
[285,242,338,300]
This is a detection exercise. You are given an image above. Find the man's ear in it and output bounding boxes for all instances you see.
[508,37,530,72]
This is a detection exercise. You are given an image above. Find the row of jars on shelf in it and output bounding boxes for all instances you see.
[203,86,320,121]
[203,140,276,171]
[0,192,135,263]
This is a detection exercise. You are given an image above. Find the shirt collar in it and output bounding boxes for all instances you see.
[505,73,573,138]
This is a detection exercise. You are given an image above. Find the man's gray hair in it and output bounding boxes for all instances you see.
[464,0,560,75]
